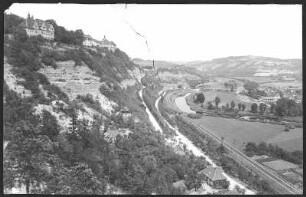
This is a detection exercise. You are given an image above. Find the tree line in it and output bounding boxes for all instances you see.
[244,142,303,165]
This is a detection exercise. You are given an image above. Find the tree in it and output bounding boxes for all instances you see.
[45,20,84,45]
[214,96,220,108]
[241,104,246,111]
[230,101,235,110]
[40,110,60,140]
[40,158,106,194]
[225,103,230,111]
[275,98,288,117]
[244,142,257,153]
[251,103,258,113]
[270,103,276,114]
[195,93,205,106]
[207,101,214,110]
[258,142,268,155]
[143,155,157,175]
[238,103,242,111]
[4,121,53,194]
[259,103,266,115]
[235,185,241,193]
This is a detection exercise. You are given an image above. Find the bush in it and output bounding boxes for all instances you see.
[46,19,84,46]
[44,84,69,103]
[41,51,57,68]
[76,94,103,113]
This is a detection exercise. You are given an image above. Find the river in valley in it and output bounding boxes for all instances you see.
[174,93,195,114]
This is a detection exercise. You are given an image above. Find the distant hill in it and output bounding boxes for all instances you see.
[133,58,207,82]
[180,56,302,77]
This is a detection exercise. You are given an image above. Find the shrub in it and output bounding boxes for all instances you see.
[44,84,69,103]
[76,94,103,113]
[41,51,57,68]
[45,19,84,46]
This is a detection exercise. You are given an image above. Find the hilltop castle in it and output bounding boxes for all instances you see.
[20,13,54,40]
[83,35,117,52]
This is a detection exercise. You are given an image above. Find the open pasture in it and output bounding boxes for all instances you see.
[193,116,303,152]
[214,77,245,88]
[233,76,277,84]
[188,90,253,110]
[261,81,302,89]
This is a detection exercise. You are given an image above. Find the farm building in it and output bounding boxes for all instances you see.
[262,159,299,173]
[198,167,227,189]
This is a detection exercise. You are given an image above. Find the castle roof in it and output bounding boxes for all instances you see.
[21,14,54,31]
[100,36,116,46]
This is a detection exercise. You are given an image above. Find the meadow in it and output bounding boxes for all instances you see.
[233,76,277,84]
[193,116,303,152]
[187,90,253,110]
[261,81,302,89]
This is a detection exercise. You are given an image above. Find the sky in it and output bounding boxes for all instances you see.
[6,4,302,62]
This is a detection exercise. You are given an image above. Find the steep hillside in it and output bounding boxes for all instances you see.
[4,14,212,195]
[183,56,302,77]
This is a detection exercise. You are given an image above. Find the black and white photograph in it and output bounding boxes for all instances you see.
[2,2,303,195]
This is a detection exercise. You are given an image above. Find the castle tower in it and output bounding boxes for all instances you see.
[26,12,30,26]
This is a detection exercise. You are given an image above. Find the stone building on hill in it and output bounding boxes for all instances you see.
[20,13,54,40]
[99,35,117,52]
[83,35,100,47]
[83,35,117,52]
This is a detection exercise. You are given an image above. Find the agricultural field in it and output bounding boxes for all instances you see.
[261,81,302,89]
[193,116,303,152]
[234,76,278,84]
[214,77,245,88]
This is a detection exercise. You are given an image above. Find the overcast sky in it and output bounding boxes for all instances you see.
[6,4,302,61]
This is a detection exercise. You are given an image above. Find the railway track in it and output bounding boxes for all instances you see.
[183,116,302,195]
[161,88,302,194]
